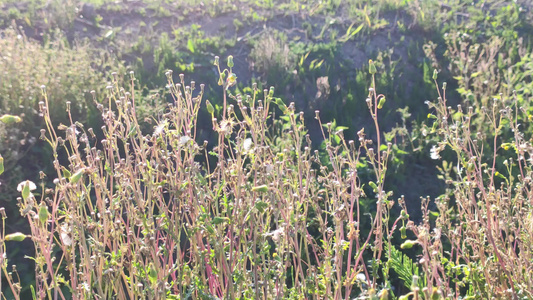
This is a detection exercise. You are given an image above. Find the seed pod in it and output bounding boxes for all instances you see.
[433,69,438,80]
[411,275,420,290]
[206,100,214,115]
[38,205,49,225]
[377,97,386,109]
[17,180,36,201]
[226,73,237,88]
[5,232,27,242]
[400,240,418,249]
[21,182,31,200]
[252,185,268,193]
[369,59,377,75]
[0,114,22,125]
[379,289,389,300]
[0,154,4,175]
[275,98,288,114]
[368,181,378,193]
[70,168,84,184]
[430,287,440,300]
[218,72,226,86]
[269,86,275,97]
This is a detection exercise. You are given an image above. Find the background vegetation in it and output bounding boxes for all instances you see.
[0,0,532,299]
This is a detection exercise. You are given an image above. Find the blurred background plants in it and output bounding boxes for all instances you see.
[0,27,121,202]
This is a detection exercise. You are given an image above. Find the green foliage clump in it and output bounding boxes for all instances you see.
[0,28,128,219]
[249,29,296,81]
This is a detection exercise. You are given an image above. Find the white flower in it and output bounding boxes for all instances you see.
[17,180,36,192]
[153,120,167,136]
[243,138,253,153]
[430,145,441,160]
[60,224,72,246]
[179,136,191,146]
[264,227,284,242]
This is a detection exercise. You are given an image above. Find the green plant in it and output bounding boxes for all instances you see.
[2,1,533,299]
[0,28,124,199]
[412,72,533,298]
[249,29,296,82]
[0,57,409,299]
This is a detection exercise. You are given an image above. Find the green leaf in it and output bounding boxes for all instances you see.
[254,201,269,213]
[339,23,364,42]
[0,154,4,175]
[62,167,71,179]
[31,285,37,300]
[187,39,196,53]
[148,263,157,284]
[127,125,137,138]
[387,245,419,290]
[212,217,229,225]
[252,185,268,193]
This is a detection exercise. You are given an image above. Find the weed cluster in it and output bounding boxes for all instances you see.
[0,28,123,202]
[1,58,414,299]
[1,0,533,299]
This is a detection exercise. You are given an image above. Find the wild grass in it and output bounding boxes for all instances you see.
[0,27,124,205]
[0,57,407,299]
[2,52,532,299]
[1,0,533,299]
